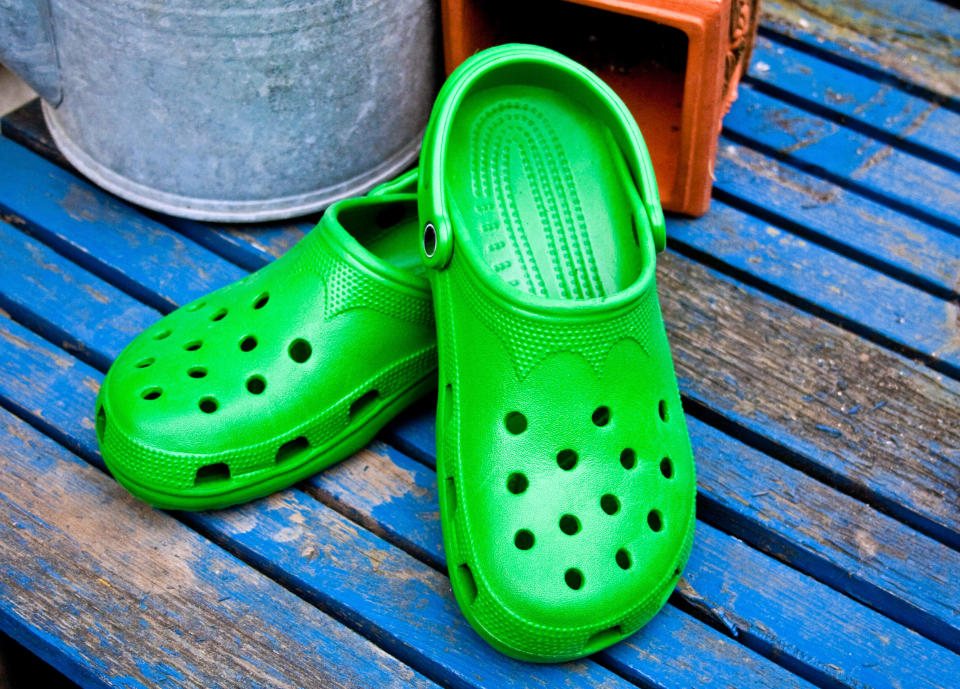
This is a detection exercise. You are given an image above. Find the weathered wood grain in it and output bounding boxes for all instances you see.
[0,405,438,689]
[6,117,959,587]
[9,122,960,547]
[2,28,959,686]
[713,143,960,300]
[31,151,948,569]
[0,136,245,314]
[666,197,960,377]
[165,215,311,273]
[688,419,960,654]
[5,125,958,626]
[385,388,960,655]
[0,318,684,689]
[761,0,960,101]
[0,318,816,687]
[659,252,960,548]
[724,85,960,234]
[308,440,960,689]
[0,220,157,371]
[747,35,960,170]
[200,488,753,689]
[9,272,927,687]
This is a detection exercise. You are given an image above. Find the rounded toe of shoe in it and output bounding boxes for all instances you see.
[448,494,696,662]
[94,299,280,505]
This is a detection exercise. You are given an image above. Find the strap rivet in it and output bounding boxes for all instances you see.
[423,223,438,258]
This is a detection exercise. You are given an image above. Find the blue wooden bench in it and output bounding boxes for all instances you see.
[0,1,958,686]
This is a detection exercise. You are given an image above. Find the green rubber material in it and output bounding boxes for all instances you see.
[96,181,436,511]
[418,44,696,662]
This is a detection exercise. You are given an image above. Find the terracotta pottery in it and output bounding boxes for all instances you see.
[440,0,759,216]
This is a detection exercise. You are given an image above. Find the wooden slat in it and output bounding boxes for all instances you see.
[384,398,960,659]
[713,143,960,300]
[723,85,960,234]
[0,315,733,689]
[9,102,959,308]
[0,404,438,689]
[747,34,960,170]
[0,136,245,313]
[0,168,641,684]
[665,197,960,377]
[3,250,957,685]
[0,318,820,687]
[4,126,958,614]
[0,219,157,371]
[165,215,312,272]
[309,441,960,689]
[203,487,813,689]
[760,0,960,102]
[392,388,960,649]
[689,419,960,653]
[4,127,958,570]
[658,252,960,548]
[7,60,960,676]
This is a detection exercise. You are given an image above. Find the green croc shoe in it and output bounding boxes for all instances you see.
[418,44,696,662]
[96,174,436,511]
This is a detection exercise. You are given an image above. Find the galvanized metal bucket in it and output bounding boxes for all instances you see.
[0,0,439,221]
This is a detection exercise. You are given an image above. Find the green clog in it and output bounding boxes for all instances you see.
[96,174,436,511]
[418,44,696,662]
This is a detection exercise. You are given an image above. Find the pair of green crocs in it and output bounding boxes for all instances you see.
[96,44,696,663]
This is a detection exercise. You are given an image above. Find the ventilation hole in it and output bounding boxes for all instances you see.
[620,448,636,469]
[444,476,457,513]
[660,457,673,478]
[246,375,266,395]
[199,397,218,414]
[559,514,580,535]
[210,308,227,321]
[648,510,663,532]
[95,406,106,443]
[253,293,269,310]
[504,411,527,434]
[658,399,668,422]
[185,300,205,312]
[152,329,171,340]
[506,472,528,495]
[276,436,309,464]
[188,367,207,379]
[183,340,202,351]
[239,335,257,352]
[349,390,380,420]
[584,625,623,654]
[514,529,534,550]
[442,383,453,429]
[592,406,611,426]
[194,462,230,486]
[455,563,478,604]
[556,449,578,471]
[141,387,162,400]
[564,568,584,590]
[288,338,312,363]
[135,357,155,369]
[601,494,620,515]
[674,568,681,577]
[616,548,631,570]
